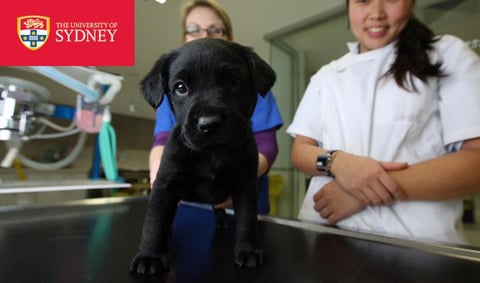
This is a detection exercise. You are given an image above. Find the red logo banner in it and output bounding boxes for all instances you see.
[2,0,134,66]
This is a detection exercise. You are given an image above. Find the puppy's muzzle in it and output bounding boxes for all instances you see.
[182,104,245,150]
[197,115,222,134]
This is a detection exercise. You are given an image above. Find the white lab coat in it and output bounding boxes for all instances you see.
[287,35,480,244]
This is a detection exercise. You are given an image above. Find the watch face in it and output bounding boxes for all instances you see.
[316,155,328,171]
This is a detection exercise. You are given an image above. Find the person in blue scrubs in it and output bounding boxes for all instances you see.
[149,0,283,214]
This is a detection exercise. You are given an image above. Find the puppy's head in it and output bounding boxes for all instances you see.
[141,38,276,150]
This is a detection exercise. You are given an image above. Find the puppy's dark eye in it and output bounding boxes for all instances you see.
[173,82,188,97]
[229,76,242,89]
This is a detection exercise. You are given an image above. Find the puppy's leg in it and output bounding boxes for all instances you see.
[231,184,264,268]
[213,207,229,229]
[130,186,178,275]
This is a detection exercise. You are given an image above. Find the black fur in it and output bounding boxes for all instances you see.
[130,38,276,275]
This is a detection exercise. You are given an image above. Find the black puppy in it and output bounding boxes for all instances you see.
[130,38,276,275]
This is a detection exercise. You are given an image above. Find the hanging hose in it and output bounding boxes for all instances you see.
[17,131,88,170]
[98,107,119,181]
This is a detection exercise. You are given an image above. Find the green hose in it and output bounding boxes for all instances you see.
[98,108,119,182]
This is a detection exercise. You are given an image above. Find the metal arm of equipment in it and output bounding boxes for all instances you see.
[0,66,123,170]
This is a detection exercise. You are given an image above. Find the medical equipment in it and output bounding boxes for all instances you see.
[0,66,123,173]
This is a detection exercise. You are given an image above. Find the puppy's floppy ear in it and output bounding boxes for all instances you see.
[140,52,176,109]
[241,46,276,97]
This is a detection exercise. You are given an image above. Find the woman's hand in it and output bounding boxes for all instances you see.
[313,181,365,224]
[291,135,408,206]
[214,196,233,209]
[331,152,408,205]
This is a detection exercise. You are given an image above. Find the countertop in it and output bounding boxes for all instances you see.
[0,196,479,283]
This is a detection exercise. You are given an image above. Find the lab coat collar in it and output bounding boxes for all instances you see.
[347,40,397,57]
[332,40,397,72]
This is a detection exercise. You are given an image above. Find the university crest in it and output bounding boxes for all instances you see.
[17,15,50,51]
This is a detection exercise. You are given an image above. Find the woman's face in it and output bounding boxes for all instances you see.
[184,6,228,43]
[348,0,413,53]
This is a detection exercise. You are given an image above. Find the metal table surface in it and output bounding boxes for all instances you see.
[0,195,479,283]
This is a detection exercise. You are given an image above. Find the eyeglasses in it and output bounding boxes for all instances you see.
[185,24,226,38]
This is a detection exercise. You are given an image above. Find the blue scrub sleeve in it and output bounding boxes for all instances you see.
[153,94,176,137]
[251,90,283,132]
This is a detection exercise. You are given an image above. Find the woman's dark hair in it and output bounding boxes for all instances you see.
[387,17,444,91]
[346,0,445,91]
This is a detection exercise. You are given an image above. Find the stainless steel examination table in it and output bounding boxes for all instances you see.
[0,195,479,283]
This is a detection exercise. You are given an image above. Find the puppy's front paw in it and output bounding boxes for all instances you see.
[234,249,265,268]
[129,253,169,275]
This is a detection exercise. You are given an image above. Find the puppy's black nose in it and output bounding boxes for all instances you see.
[197,116,222,133]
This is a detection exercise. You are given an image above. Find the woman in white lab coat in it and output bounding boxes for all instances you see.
[287,0,480,243]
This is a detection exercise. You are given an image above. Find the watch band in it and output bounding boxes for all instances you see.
[316,150,338,177]
[326,150,338,176]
